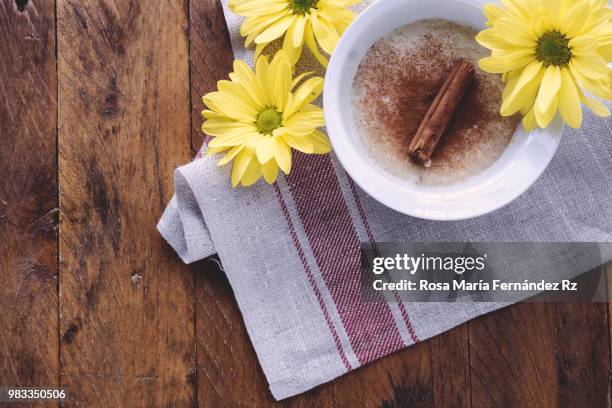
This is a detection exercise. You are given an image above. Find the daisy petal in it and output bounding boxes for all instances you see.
[535,94,559,128]
[568,36,598,56]
[201,109,227,120]
[311,11,340,54]
[282,17,304,65]
[598,43,612,61]
[206,145,231,156]
[203,90,258,122]
[501,0,529,20]
[261,159,279,184]
[561,1,591,38]
[291,71,314,90]
[254,43,268,62]
[231,149,255,187]
[241,10,288,41]
[283,77,324,119]
[502,69,522,102]
[558,69,582,128]
[255,15,296,44]
[536,65,562,115]
[579,91,611,117]
[479,50,535,73]
[240,158,263,187]
[217,145,244,166]
[483,4,506,25]
[476,28,514,50]
[292,15,307,47]
[579,5,612,35]
[570,54,609,79]
[231,0,287,16]
[270,50,293,109]
[229,60,264,108]
[281,133,314,153]
[570,63,612,99]
[304,24,329,67]
[493,18,536,47]
[522,105,538,131]
[217,80,262,113]
[255,56,272,107]
[273,138,292,174]
[255,135,276,164]
[208,130,260,148]
[501,60,544,115]
[285,106,325,124]
[283,124,317,136]
[540,0,561,26]
[204,122,255,140]
[307,130,332,154]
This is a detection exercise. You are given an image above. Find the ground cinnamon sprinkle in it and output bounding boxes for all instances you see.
[352,20,520,185]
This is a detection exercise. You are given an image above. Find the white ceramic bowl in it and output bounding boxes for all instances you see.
[324,0,564,221]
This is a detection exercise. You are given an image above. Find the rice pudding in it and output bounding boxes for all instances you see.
[352,19,520,186]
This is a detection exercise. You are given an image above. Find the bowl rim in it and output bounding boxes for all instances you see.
[323,0,564,221]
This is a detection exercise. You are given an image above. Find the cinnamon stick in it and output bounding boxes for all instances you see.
[408,59,475,166]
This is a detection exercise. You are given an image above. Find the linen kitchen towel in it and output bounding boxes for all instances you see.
[158,0,612,400]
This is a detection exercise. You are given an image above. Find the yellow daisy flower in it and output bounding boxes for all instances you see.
[202,50,331,187]
[476,0,612,130]
[229,0,360,67]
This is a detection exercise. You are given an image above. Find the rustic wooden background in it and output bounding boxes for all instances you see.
[1,0,611,406]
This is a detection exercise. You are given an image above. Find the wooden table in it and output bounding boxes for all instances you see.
[1,0,610,406]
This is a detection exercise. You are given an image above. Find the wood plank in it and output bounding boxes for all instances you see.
[0,0,59,393]
[607,262,611,370]
[469,302,610,408]
[327,326,470,407]
[186,1,299,406]
[188,0,233,153]
[330,342,434,408]
[57,0,195,405]
[430,326,470,408]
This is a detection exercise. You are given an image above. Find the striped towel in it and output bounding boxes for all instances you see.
[158,0,612,400]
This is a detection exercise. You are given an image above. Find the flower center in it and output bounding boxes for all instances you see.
[256,108,282,135]
[536,31,572,67]
[289,0,318,15]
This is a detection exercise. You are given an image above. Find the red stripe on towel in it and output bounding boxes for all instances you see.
[285,153,405,364]
[346,178,420,344]
[274,184,352,371]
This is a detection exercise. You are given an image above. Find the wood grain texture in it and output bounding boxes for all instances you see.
[186,1,298,406]
[57,0,195,406]
[331,342,434,408]
[469,302,610,408]
[0,0,59,393]
[430,326,470,408]
[609,262,612,372]
[188,0,233,153]
[0,0,610,406]
[194,260,282,407]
